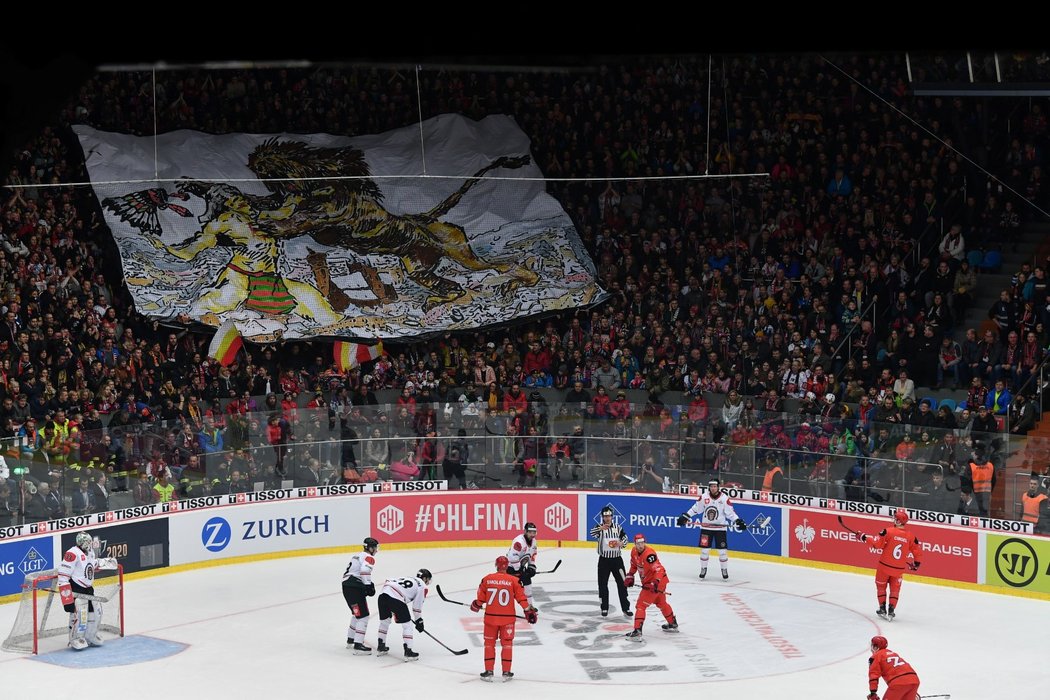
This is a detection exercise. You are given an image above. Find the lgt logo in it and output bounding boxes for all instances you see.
[592,503,626,529]
[376,505,404,535]
[544,503,572,533]
[19,546,47,574]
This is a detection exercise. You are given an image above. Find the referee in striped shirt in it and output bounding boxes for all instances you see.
[589,506,632,618]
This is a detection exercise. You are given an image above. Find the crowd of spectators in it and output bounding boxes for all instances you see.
[2,53,1050,527]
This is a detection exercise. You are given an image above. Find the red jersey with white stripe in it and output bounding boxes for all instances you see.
[869,647,920,690]
[379,575,428,617]
[869,526,922,572]
[475,571,530,622]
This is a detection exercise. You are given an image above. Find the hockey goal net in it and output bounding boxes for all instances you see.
[2,565,124,654]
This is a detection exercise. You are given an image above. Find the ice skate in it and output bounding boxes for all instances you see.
[353,642,372,655]
[699,567,707,580]
[403,644,419,662]
[480,671,495,682]
[376,641,389,656]
[625,627,644,642]
[502,672,514,682]
[876,605,888,619]
[887,605,896,621]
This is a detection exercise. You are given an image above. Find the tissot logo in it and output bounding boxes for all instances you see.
[994,538,1038,588]
[202,517,232,552]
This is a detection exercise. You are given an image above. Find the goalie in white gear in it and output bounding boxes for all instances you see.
[676,480,746,580]
[56,531,117,650]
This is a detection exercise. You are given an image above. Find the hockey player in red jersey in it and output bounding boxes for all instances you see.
[623,534,677,640]
[471,556,537,682]
[861,509,922,620]
[867,635,921,700]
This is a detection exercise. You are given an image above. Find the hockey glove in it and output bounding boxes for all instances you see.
[365,583,376,597]
[59,583,74,606]
[734,518,747,532]
[861,534,867,542]
[624,575,635,588]
[470,600,483,612]
[676,514,689,527]
[525,564,537,579]
[867,693,879,700]
[414,618,425,633]
[644,581,660,593]
[524,608,538,624]
[908,561,921,572]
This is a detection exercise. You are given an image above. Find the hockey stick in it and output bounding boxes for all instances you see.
[44,588,113,604]
[836,515,863,538]
[535,559,562,574]
[421,628,468,656]
[435,585,527,620]
[919,695,951,699]
[465,468,501,482]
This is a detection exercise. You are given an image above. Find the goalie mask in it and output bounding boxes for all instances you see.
[75,531,94,553]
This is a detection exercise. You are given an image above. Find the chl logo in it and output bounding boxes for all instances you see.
[202,517,232,552]
[994,537,1041,588]
[545,503,572,533]
[376,505,404,535]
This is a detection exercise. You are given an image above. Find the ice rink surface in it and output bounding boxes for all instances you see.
[1,546,1047,699]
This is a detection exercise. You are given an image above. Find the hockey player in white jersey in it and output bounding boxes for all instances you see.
[376,568,431,662]
[57,531,117,650]
[677,479,746,580]
[342,537,379,654]
[506,522,538,607]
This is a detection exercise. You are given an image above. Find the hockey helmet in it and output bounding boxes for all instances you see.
[600,506,614,517]
[893,508,908,527]
[870,635,888,650]
[417,568,433,583]
[634,533,646,545]
[75,531,93,552]
[495,556,509,572]
[524,522,538,538]
[363,537,380,553]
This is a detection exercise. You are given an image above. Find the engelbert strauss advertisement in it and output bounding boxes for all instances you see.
[585,493,783,556]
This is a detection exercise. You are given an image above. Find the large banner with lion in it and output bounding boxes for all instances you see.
[74,115,606,341]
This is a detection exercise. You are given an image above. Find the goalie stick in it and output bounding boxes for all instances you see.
[44,588,114,604]
[435,585,527,620]
[421,629,468,656]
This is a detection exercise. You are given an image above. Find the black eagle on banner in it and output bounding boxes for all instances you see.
[102,187,193,236]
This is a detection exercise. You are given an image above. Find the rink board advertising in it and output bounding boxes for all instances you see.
[585,494,783,556]
[985,534,1050,594]
[370,492,579,544]
[60,519,169,575]
[787,510,979,583]
[169,497,366,566]
[0,537,53,596]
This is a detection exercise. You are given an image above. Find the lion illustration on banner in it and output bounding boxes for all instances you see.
[105,140,540,333]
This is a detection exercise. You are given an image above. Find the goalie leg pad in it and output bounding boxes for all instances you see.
[86,610,104,647]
